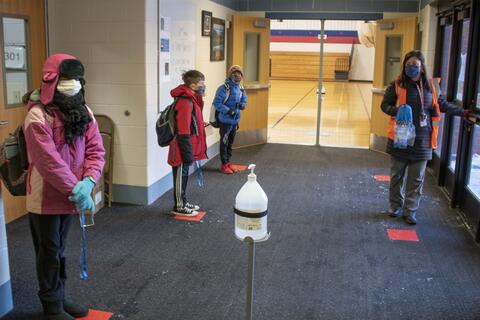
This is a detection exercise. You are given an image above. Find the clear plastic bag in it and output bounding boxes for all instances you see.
[393,104,416,149]
[394,122,416,149]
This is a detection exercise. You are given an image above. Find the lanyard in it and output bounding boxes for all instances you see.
[195,160,204,187]
[415,81,425,114]
[79,210,89,281]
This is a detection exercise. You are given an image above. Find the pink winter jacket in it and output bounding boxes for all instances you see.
[24,103,105,214]
[24,53,105,214]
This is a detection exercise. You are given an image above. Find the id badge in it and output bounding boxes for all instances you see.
[419,113,427,127]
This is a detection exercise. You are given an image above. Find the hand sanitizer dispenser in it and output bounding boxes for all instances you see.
[234,164,268,241]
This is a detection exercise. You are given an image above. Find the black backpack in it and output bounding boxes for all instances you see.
[0,126,28,196]
[156,96,193,147]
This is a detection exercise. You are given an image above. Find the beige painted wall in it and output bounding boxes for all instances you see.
[48,0,235,202]
[48,0,152,188]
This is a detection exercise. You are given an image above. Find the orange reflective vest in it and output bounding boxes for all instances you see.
[388,78,441,149]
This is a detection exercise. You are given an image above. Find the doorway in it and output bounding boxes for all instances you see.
[268,19,374,148]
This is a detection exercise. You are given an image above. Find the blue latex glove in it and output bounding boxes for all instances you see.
[69,177,95,203]
[76,196,95,212]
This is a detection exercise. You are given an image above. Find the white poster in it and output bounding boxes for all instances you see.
[172,21,195,84]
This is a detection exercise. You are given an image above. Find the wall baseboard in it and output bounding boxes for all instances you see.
[370,133,388,154]
[234,128,267,148]
[112,142,220,206]
[0,280,13,318]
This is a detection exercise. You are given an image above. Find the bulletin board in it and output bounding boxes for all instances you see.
[159,0,196,112]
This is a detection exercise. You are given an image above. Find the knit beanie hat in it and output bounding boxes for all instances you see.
[228,65,244,78]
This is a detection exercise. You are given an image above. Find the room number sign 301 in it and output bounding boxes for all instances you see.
[4,46,26,70]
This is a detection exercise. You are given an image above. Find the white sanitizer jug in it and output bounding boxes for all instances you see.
[234,164,268,241]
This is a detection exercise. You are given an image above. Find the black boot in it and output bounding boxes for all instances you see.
[43,311,75,320]
[64,300,89,318]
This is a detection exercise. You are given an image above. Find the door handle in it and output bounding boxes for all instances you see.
[0,120,9,126]
[371,87,385,94]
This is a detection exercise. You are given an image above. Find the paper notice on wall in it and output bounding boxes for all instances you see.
[160,16,171,82]
[172,20,195,83]
[161,60,170,82]
[160,16,171,32]
[160,32,171,59]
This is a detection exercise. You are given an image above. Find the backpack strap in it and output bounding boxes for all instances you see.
[223,82,230,104]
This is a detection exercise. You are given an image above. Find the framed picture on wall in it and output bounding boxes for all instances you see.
[210,17,225,61]
[202,10,212,36]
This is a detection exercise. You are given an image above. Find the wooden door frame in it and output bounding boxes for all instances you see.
[230,15,270,148]
[0,0,47,223]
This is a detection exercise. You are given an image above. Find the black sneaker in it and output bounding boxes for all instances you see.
[171,206,199,217]
[63,300,89,318]
[185,202,200,211]
[403,214,417,225]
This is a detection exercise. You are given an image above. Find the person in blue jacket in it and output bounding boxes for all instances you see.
[213,65,247,174]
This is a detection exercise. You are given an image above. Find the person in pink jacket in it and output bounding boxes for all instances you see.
[23,54,105,320]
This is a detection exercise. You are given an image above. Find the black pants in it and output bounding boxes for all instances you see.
[172,164,190,209]
[219,123,237,164]
[29,213,73,314]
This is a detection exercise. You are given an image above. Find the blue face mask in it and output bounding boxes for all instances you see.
[231,74,242,84]
[194,85,206,95]
[405,64,421,79]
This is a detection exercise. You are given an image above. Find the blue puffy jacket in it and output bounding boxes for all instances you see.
[213,79,247,125]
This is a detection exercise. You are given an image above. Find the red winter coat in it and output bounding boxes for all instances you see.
[167,85,207,167]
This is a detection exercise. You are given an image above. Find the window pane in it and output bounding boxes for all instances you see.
[384,36,402,87]
[3,17,29,107]
[440,25,452,94]
[244,33,260,82]
[467,124,480,199]
[434,113,446,155]
[448,116,461,171]
[476,49,480,110]
[5,72,27,105]
[455,19,470,102]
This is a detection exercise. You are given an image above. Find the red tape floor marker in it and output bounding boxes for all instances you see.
[374,175,391,182]
[387,229,419,242]
[77,309,113,320]
[174,211,206,222]
[231,164,248,172]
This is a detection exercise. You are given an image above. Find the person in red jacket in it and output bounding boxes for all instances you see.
[168,70,208,216]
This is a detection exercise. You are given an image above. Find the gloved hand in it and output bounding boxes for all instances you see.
[236,102,246,110]
[396,104,413,123]
[69,177,95,204]
[74,195,95,212]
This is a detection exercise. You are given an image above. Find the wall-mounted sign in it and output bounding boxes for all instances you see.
[378,22,394,30]
[4,46,26,70]
[254,20,267,28]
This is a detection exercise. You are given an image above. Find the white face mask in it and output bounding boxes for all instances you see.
[57,79,82,97]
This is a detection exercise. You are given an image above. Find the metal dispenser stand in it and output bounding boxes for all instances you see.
[242,233,270,320]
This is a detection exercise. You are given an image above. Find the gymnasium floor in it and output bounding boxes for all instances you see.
[268,80,372,147]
